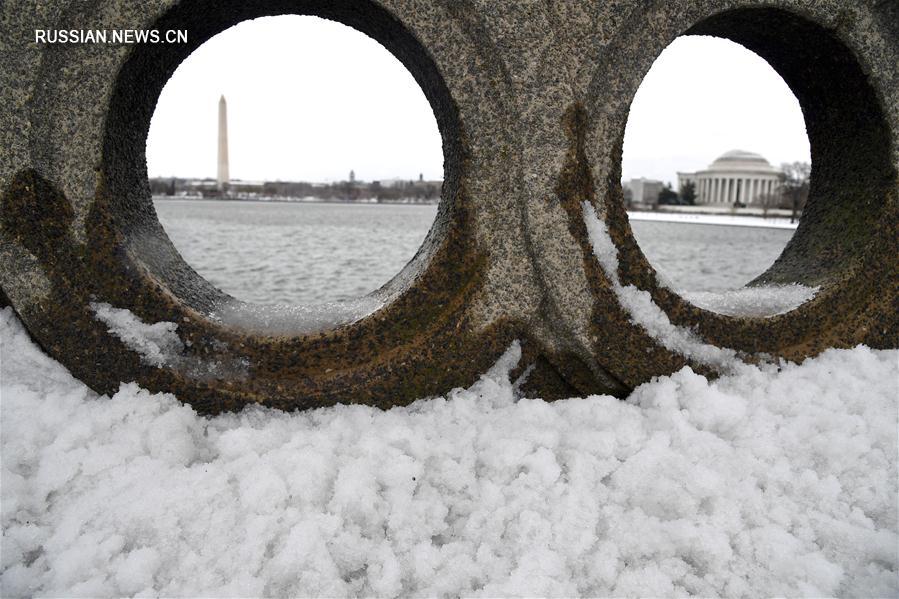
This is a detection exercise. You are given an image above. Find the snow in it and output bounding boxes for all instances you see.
[1,306,897,597]
[91,302,183,368]
[682,284,819,317]
[91,302,249,380]
[584,203,819,371]
[209,295,385,336]
[627,210,798,230]
[583,202,740,368]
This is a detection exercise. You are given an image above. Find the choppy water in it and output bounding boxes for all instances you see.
[630,220,794,293]
[154,199,794,305]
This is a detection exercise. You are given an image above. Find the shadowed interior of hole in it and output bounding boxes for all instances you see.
[103,0,458,317]
[622,35,811,302]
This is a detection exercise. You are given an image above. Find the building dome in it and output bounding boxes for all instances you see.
[708,149,778,173]
[677,149,784,206]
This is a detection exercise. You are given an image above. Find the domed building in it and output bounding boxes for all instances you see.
[678,150,782,206]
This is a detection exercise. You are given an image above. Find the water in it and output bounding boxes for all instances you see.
[154,199,794,305]
[155,199,436,305]
[629,220,794,293]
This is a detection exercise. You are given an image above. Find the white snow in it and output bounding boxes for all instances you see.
[90,303,248,380]
[584,203,819,369]
[91,302,183,368]
[627,210,798,230]
[1,306,897,597]
[583,202,740,368]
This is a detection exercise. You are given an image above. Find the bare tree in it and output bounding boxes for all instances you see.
[756,192,780,219]
[780,161,811,223]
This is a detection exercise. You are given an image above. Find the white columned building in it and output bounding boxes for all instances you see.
[677,150,782,206]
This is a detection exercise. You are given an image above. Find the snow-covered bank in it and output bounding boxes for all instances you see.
[1,307,896,597]
[628,210,798,229]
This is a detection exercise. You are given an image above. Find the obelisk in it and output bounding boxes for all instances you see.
[217,95,229,191]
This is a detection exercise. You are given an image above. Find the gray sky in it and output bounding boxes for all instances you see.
[622,35,810,186]
[146,15,442,183]
[146,18,810,185]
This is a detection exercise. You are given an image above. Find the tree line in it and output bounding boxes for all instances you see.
[149,177,441,204]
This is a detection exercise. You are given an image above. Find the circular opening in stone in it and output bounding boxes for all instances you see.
[622,35,816,316]
[145,15,443,306]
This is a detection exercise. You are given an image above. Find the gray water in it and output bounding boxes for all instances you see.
[629,220,794,293]
[154,199,794,305]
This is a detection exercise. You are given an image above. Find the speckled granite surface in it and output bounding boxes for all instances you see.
[1,1,896,413]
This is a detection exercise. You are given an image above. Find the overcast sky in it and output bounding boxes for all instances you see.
[146,16,442,183]
[622,35,810,186]
[146,17,810,186]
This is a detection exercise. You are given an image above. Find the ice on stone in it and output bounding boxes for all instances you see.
[209,295,385,336]
[91,302,183,367]
[90,302,248,380]
[683,284,819,317]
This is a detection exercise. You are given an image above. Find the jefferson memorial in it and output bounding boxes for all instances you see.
[678,150,782,206]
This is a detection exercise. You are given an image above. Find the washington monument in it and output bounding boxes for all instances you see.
[217,95,229,190]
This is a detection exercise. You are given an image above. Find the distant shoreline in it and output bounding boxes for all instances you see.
[152,196,798,229]
[152,195,438,207]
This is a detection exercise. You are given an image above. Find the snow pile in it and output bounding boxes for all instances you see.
[1,306,897,597]
[682,284,819,317]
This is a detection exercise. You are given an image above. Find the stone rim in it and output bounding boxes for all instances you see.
[2,0,895,411]
[517,1,898,391]
[103,1,462,329]
[1,0,532,413]
[594,4,896,360]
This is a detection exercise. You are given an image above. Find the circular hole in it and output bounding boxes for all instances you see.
[622,35,815,316]
[145,15,443,307]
